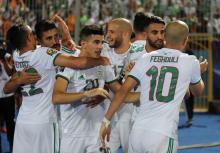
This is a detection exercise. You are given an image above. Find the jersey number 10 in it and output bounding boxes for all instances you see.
[146,66,179,102]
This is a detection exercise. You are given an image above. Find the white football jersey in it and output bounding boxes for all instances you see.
[129,41,146,62]
[129,48,201,139]
[128,42,147,121]
[57,59,117,137]
[13,47,60,124]
[0,54,14,98]
[55,46,80,73]
[101,43,145,120]
[132,40,146,47]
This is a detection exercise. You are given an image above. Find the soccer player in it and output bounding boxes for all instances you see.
[35,15,76,53]
[52,25,138,153]
[4,23,109,153]
[131,15,208,66]
[126,15,166,70]
[100,20,205,153]
[126,15,166,131]
[101,18,147,153]
[144,15,165,52]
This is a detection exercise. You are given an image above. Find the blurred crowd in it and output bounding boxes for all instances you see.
[0,0,220,40]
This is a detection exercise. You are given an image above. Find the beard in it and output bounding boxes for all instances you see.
[108,36,123,49]
[52,43,61,50]
[148,39,164,50]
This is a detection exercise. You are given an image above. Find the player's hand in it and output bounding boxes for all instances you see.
[199,56,208,74]
[66,39,76,50]
[100,56,110,66]
[52,14,77,50]
[62,38,76,50]
[16,69,41,85]
[124,61,135,79]
[52,14,63,23]
[100,120,111,147]
[84,88,109,99]
[85,96,105,108]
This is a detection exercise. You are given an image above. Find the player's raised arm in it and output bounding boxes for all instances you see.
[52,14,76,50]
[54,53,110,69]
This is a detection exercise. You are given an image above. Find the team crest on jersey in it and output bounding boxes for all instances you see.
[47,48,57,56]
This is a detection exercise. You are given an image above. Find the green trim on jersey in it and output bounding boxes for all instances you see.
[129,45,145,53]
[105,78,118,84]
[166,137,174,153]
[61,46,76,54]
[56,74,70,83]
[52,123,60,153]
[128,75,140,85]
[53,123,56,153]
[53,53,61,66]
[190,78,201,85]
[21,91,29,97]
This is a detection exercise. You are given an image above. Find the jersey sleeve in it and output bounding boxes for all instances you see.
[56,67,75,83]
[39,47,61,69]
[129,44,145,62]
[105,65,118,84]
[60,45,78,56]
[190,57,201,85]
[128,57,145,85]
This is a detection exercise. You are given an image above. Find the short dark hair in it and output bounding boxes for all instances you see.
[133,12,150,33]
[80,25,104,41]
[6,23,30,50]
[35,20,57,39]
[146,15,165,28]
[133,14,165,33]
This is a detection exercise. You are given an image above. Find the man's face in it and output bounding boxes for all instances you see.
[39,28,60,50]
[146,23,165,50]
[106,23,123,48]
[83,35,104,58]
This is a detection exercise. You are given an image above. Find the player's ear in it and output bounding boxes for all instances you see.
[27,32,32,41]
[183,36,188,46]
[80,40,87,47]
[27,32,35,45]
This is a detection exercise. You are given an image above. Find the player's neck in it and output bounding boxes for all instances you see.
[135,34,145,41]
[114,41,131,54]
[165,44,183,51]
[19,46,35,55]
[145,44,157,53]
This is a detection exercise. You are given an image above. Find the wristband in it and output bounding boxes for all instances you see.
[102,117,110,128]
